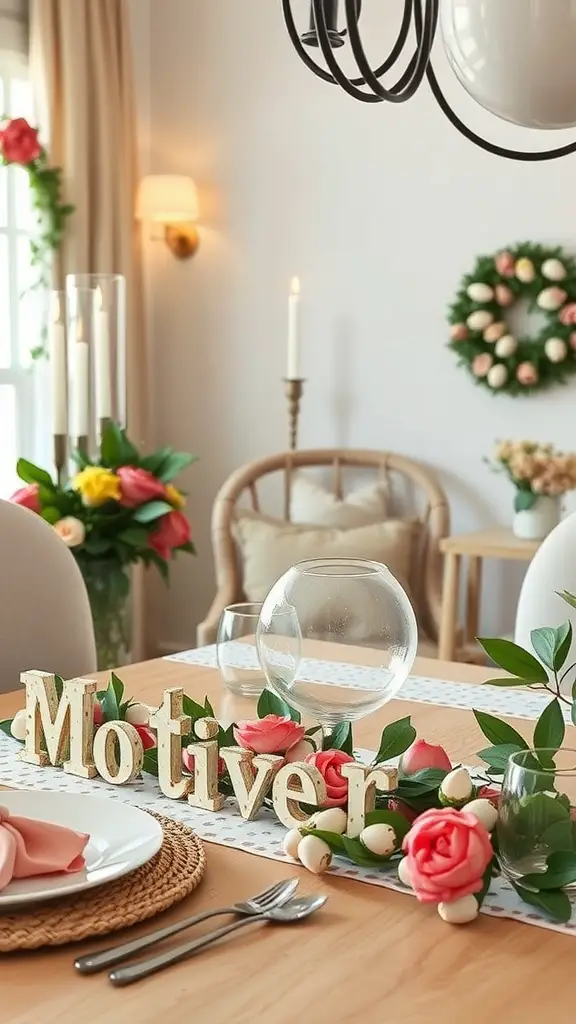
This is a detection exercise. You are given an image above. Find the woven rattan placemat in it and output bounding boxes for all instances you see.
[0,812,206,952]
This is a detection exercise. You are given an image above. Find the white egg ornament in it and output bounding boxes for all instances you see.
[125,702,150,726]
[483,321,506,344]
[9,709,27,742]
[487,364,508,390]
[307,807,348,834]
[439,767,474,808]
[397,858,413,888]
[537,287,567,312]
[545,337,568,363]
[462,798,498,832]
[467,310,494,332]
[515,258,535,283]
[495,334,517,358]
[359,823,397,857]
[438,894,479,925]
[298,834,333,875]
[542,258,566,282]
[466,282,494,302]
[282,828,304,860]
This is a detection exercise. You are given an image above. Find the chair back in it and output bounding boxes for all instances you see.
[0,500,97,693]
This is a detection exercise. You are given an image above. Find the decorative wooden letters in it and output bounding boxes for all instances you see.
[20,671,97,779]
[149,687,193,800]
[219,747,284,820]
[93,721,143,785]
[272,761,327,829]
[340,762,399,837]
[186,716,225,812]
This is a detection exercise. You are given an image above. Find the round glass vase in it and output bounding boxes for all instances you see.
[513,495,561,541]
[78,558,132,670]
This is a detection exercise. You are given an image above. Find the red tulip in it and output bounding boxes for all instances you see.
[400,739,452,775]
[0,118,41,164]
[9,483,40,514]
[150,510,191,560]
[117,466,166,508]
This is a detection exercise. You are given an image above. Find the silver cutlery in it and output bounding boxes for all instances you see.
[108,893,327,987]
[74,878,299,975]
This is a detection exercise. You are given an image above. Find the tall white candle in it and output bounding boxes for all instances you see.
[95,301,112,420]
[50,296,67,435]
[72,318,90,438]
[287,276,301,379]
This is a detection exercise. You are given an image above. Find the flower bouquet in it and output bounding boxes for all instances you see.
[9,422,196,667]
[488,439,576,539]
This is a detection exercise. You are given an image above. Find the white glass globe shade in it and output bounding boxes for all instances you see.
[441,0,576,129]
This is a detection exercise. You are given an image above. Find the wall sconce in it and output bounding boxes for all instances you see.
[136,174,200,260]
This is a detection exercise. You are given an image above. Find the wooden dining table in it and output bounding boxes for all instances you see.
[0,653,573,1024]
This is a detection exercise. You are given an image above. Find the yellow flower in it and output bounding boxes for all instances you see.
[165,483,186,509]
[72,466,121,506]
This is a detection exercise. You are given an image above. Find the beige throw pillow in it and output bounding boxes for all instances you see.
[289,474,388,528]
[233,511,415,603]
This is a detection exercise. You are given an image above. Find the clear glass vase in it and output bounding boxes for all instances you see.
[78,558,132,670]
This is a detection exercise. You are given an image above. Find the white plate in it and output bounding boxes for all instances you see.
[0,791,163,908]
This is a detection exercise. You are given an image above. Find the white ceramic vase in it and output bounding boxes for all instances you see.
[515,510,576,693]
[512,496,561,541]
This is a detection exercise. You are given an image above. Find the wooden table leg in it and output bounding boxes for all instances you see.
[439,552,460,661]
[466,556,482,643]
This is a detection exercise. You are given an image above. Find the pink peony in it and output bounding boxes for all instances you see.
[305,748,355,807]
[117,466,166,508]
[0,117,41,164]
[9,483,40,514]
[400,739,452,775]
[149,510,191,560]
[450,323,468,343]
[495,251,516,277]
[516,361,539,386]
[560,303,576,327]
[495,284,514,308]
[472,353,493,378]
[402,807,493,904]
[233,714,305,755]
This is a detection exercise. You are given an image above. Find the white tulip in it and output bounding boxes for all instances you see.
[467,310,494,332]
[467,282,494,302]
[307,807,348,835]
[537,287,567,312]
[298,834,332,875]
[360,823,397,857]
[487,364,508,389]
[438,895,479,925]
[397,858,413,888]
[495,334,517,358]
[10,709,27,742]
[462,798,498,832]
[125,702,150,726]
[542,258,566,282]
[439,767,473,807]
[545,337,568,364]
[282,828,303,860]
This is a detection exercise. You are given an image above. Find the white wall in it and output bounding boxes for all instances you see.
[139,0,576,651]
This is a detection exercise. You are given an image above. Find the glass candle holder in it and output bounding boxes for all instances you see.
[217,603,267,698]
[64,284,96,458]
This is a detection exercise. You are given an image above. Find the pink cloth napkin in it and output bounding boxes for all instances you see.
[0,805,89,892]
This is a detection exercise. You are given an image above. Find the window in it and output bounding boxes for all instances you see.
[0,51,48,497]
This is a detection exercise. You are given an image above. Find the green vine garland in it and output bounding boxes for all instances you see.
[448,242,576,396]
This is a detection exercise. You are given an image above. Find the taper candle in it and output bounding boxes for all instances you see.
[95,288,112,420]
[287,276,301,379]
[50,294,67,435]
[72,319,90,439]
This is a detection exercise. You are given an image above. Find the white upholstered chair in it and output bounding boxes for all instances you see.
[0,500,97,693]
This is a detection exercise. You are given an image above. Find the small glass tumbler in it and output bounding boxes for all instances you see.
[498,747,576,883]
[217,603,266,698]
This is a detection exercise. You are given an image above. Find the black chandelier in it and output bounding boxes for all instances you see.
[281,0,576,162]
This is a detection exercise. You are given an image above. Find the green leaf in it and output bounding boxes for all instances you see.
[512,883,572,923]
[514,490,537,512]
[16,458,54,489]
[139,448,172,475]
[484,677,533,688]
[257,688,301,723]
[204,696,215,717]
[133,500,174,524]
[83,536,113,556]
[477,743,523,773]
[555,622,573,672]
[142,748,159,777]
[156,451,196,482]
[99,422,122,467]
[218,723,235,748]
[533,698,565,758]
[340,834,397,867]
[323,721,353,755]
[474,861,494,909]
[109,672,125,706]
[41,506,61,525]
[473,710,529,749]
[145,549,169,582]
[374,717,416,764]
[54,675,64,699]
[0,719,15,738]
[520,850,576,890]
[395,768,449,794]
[531,624,571,672]
[118,527,150,548]
[541,819,576,853]
[476,638,548,683]
[301,827,346,852]
[182,694,209,723]
[364,808,412,842]
[100,678,120,722]
[558,590,576,611]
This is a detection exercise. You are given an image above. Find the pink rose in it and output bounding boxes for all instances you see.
[495,284,514,308]
[516,361,538,386]
[402,807,493,904]
[117,466,166,508]
[0,117,41,164]
[560,303,576,326]
[495,251,516,277]
[233,714,305,754]
[472,353,493,378]
[149,509,191,560]
[450,323,468,343]
[9,483,40,514]
[400,739,452,775]
[305,749,355,807]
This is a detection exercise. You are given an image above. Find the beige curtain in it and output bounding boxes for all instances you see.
[29,0,150,661]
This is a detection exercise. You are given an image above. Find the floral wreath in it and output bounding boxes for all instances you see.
[448,243,576,396]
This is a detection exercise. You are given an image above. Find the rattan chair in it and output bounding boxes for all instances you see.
[197,448,478,662]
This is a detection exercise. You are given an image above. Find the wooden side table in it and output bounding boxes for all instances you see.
[438,528,541,662]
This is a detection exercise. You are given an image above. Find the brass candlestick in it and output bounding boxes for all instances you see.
[99,417,112,442]
[75,436,89,461]
[53,434,67,488]
[284,378,305,451]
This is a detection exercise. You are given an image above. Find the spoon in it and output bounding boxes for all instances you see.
[108,894,328,987]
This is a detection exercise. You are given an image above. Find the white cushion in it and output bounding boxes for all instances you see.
[289,474,388,529]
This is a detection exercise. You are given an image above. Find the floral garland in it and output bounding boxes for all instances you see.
[448,243,576,396]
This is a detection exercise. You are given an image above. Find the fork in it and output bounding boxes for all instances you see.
[74,878,299,975]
